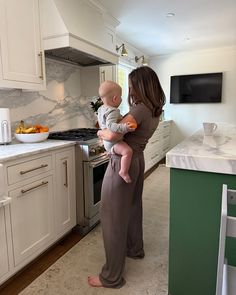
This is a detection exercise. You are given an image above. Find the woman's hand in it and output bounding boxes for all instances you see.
[125,122,136,132]
[97,114,137,141]
[120,114,137,126]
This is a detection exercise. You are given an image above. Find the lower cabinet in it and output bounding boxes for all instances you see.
[144,120,172,172]
[9,176,54,266]
[54,149,76,236]
[0,145,76,285]
[0,206,9,278]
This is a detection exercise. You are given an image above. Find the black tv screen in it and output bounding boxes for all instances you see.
[170,72,223,103]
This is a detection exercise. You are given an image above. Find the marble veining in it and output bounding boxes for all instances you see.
[166,122,236,175]
[0,140,75,162]
[0,58,97,133]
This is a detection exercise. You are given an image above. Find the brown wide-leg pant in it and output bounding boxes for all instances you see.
[99,152,145,288]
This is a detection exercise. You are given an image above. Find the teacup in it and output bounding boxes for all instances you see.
[203,122,217,136]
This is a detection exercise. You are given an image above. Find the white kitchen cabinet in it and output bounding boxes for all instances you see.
[7,154,54,266]
[0,146,76,284]
[162,121,172,155]
[9,175,54,266]
[99,65,117,83]
[0,0,46,90]
[54,148,76,237]
[0,145,76,285]
[144,120,172,172]
[0,206,9,279]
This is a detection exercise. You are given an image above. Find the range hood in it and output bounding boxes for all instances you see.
[40,0,119,66]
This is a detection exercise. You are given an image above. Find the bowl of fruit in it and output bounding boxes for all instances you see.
[15,121,49,143]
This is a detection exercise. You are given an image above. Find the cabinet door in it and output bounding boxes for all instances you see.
[55,149,76,236]
[9,176,54,266]
[0,0,45,89]
[99,65,117,83]
[0,206,9,279]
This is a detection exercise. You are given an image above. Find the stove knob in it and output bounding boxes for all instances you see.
[90,148,96,156]
[95,147,100,155]
[99,146,105,153]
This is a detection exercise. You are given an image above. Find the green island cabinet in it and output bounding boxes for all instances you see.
[166,123,236,295]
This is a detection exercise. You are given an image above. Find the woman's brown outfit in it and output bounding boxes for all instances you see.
[99,103,160,288]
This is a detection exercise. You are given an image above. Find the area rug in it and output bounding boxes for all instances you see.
[20,165,170,295]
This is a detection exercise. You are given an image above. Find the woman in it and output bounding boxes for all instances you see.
[88,66,165,288]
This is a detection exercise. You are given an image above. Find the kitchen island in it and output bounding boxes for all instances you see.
[166,123,236,295]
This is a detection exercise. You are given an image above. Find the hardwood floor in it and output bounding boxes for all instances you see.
[0,231,83,295]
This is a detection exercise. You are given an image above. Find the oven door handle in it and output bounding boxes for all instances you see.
[89,156,109,168]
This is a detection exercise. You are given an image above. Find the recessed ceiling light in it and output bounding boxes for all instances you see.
[166,12,175,17]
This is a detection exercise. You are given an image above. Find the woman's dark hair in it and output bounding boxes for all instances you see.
[128,66,165,117]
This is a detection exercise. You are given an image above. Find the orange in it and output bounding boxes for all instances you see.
[128,122,137,129]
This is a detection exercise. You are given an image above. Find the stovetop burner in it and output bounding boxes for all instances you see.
[48,128,99,141]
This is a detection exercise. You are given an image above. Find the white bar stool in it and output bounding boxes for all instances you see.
[216,184,236,295]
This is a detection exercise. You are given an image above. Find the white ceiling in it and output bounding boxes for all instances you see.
[98,0,236,56]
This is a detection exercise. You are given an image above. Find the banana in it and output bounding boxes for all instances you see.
[15,127,22,134]
[22,127,36,134]
[15,120,25,134]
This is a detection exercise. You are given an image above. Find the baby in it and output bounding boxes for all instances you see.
[97,80,135,183]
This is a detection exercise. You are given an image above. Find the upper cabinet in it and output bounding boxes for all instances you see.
[0,0,46,90]
[99,65,117,83]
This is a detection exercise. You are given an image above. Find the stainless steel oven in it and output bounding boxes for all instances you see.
[83,154,109,225]
[49,128,109,234]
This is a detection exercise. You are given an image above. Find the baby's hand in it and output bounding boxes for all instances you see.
[126,122,137,132]
[97,130,102,137]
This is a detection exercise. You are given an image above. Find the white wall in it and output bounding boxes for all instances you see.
[150,46,236,147]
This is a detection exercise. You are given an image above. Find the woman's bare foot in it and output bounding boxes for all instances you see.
[119,171,132,183]
[88,276,103,287]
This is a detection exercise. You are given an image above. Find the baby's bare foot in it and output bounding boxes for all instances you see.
[88,276,103,287]
[119,171,132,183]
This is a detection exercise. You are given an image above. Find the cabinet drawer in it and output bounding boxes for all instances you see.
[163,145,170,154]
[162,123,171,135]
[149,137,162,147]
[151,128,162,140]
[7,156,52,185]
[163,134,171,147]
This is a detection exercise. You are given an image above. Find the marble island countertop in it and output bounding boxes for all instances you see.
[166,123,236,175]
[0,139,76,162]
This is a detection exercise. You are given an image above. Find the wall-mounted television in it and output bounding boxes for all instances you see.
[170,72,223,104]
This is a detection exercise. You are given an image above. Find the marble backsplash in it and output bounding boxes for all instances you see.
[0,58,98,133]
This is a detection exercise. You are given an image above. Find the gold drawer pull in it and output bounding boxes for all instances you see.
[151,154,159,160]
[163,147,169,152]
[38,51,44,79]
[21,181,48,194]
[20,164,48,175]
[63,160,68,187]
[150,139,159,144]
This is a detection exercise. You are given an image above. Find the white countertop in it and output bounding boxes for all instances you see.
[166,123,236,175]
[0,140,76,162]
